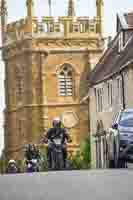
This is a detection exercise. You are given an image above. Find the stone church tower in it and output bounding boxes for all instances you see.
[1,0,104,159]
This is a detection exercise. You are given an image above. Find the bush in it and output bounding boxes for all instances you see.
[0,159,8,174]
[39,148,48,171]
[69,137,91,170]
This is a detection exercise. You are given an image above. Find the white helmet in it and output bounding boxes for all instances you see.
[8,159,16,164]
[53,117,61,127]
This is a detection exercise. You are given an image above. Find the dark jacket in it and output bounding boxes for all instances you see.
[46,127,71,144]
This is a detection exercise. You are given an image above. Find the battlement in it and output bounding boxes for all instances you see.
[5,16,100,45]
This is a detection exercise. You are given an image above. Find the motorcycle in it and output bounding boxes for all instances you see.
[6,164,19,174]
[26,159,39,173]
[50,138,64,170]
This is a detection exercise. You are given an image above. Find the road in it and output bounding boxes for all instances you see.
[0,170,133,200]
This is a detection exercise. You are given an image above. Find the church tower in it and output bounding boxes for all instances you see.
[1,0,104,160]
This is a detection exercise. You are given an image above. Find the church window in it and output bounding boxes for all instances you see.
[73,23,79,32]
[48,23,54,32]
[38,22,44,32]
[80,23,86,33]
[58,64,73,96]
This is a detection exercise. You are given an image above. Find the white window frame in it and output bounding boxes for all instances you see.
[95,86,104,113]
[58,65,73,97]
[107,81,113,108]
[116,76,123,105]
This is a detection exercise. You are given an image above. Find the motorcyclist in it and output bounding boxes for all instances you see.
[24,144,33,162]
[6,159,20,174]
[24,143,41,169]
[43,117,72,168]
[25,144,40,160]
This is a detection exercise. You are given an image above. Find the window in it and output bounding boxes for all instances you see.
[72,23,79,32]
[58,64,73,96]
[95,87,104,112]
[54,23,60,32]
[107,81,113,107]
[48,23,54,32]
[80,23,86,33]
[120,111,133,127]
[38,22,44,32]
[116,77,123,105]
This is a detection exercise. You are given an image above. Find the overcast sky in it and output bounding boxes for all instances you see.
[0,0,133,154]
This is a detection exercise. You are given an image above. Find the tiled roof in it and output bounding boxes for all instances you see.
[89,34,133,85]
[89,12,133,86]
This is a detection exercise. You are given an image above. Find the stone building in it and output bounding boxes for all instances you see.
[0,0,104,160]
[88,12,133,168]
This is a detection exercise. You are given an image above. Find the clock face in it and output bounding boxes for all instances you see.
[61,111,79,128]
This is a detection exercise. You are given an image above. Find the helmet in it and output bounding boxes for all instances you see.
[52,117,61,128]
[8,159,16,164]
[33,144,38,150]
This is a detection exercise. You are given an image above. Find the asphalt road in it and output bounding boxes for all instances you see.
[0,170,133,200]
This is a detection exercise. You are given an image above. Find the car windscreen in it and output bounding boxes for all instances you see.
[119,112,133,127]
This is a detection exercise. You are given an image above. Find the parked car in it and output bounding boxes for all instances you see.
[106,108,133,168]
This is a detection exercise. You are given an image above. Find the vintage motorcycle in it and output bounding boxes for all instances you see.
[26,159,39,173]
[50,138,64,170]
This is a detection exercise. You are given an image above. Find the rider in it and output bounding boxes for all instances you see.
[43,117,72,168]
[25,143,41,164]
[6,159,20,174]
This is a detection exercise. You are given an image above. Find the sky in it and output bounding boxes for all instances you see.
[0,0,133,154]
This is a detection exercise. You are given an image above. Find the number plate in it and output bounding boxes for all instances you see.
[28,163,32,168]
[32,159,37,164]
[53,139,61,145]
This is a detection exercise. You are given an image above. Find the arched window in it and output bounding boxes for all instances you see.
[58,64,73,96]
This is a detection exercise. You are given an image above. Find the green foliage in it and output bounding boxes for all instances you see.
[39,148,48,171]
[0,159,8,174]
[69,137,91,170]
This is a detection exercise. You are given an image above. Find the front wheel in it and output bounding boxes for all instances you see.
[56,152,64,170]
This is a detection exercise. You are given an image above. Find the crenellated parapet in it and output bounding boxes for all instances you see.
[4,16,101,46]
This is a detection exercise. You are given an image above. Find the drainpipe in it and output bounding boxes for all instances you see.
[120,71,126,110]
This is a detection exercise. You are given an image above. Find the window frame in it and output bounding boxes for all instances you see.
[95,86,104,113]
[58,64,74,97]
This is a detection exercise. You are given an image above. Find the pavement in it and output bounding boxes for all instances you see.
[0,170,133,200]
